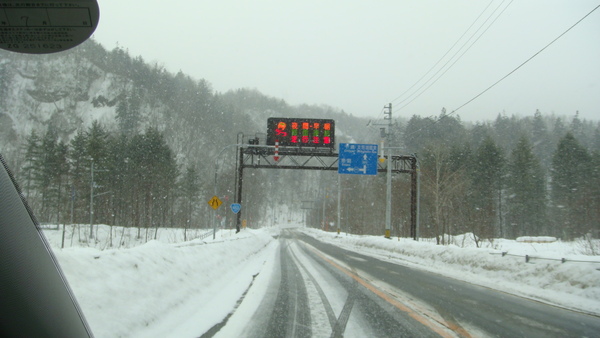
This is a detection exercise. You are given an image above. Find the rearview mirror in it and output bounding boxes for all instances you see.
[0,0,99,54]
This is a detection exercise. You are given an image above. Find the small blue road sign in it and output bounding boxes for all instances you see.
[230,203,242,214]
[338,143,378,175]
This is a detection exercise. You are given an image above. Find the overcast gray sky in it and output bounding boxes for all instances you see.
[92,0,600,122]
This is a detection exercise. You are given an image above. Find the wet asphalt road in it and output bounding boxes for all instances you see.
[240,230,600,337]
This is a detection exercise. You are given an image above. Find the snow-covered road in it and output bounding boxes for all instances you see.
[45,223,600,337]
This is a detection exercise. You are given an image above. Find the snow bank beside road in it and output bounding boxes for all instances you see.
[300,228,600,315]
[45,225,275,338]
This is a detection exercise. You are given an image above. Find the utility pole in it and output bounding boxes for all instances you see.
[90,161,94,239]
[384,103,393,238]
[337,174,341,235]
[369,103,394,238]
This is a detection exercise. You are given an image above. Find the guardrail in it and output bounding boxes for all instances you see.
[490,251,600,264]
[198,230,214,240]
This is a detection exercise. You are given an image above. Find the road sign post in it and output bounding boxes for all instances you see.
[337,143,378,237]
[208,195,222,240]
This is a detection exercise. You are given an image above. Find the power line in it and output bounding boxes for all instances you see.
[448,2,600,117]
[389,0,511,110]
[388,0,496,105]
[395,0,514,112]
[404,2,600,139]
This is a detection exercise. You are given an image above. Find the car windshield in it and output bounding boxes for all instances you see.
[1,1,599,337]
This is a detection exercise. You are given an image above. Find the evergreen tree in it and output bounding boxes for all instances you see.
[21,130,42,201]
[68,129,90,224]
[593,124,600,151]
[87,120,110,163]
[506,136,546,237]
[589,151,600,237]
[531,110,553,168]
[448,142,472,173]
[470,135,505,238]
[180,165,201,239]
[551,132,592,238]
[403,111,466,153]
[404,115,434,152]
[38,128,59,220]
[33,127,70,223]
[493,113,521,151]
[86,121,112,225]
[52,141,70,225]
[148,127,178,232]
[106,134,133,227]
[128,127,178,235]
[550,117,567,149]
[469,122,492,149]
[532,110,547,142]
[571,112,584,142]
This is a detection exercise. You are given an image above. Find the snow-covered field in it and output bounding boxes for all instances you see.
[43,223,600,337]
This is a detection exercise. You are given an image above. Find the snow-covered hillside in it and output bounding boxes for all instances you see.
[43,223,600,337]
[1,52,123,140]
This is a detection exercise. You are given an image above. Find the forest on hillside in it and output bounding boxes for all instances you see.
[0,39,598,244]
[394,111,599,242]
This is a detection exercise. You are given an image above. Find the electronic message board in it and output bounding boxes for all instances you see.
[267,118,335,148]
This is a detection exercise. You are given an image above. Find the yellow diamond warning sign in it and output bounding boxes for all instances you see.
[208,196,223,210]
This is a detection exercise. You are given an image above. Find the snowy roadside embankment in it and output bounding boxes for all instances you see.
[300,228,600,316]
[45,225,276,338]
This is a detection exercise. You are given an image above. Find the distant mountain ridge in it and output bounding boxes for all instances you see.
[0,39,370,170]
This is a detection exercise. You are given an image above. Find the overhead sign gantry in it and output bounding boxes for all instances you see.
[229,118,418,240]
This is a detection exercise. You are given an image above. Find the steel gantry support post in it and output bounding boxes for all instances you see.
[235,145,244,233]
[337,174,341,235]
[410,156,418,240]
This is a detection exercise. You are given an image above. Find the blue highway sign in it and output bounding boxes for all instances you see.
[230,203,242,214]
[338,143,378,175]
